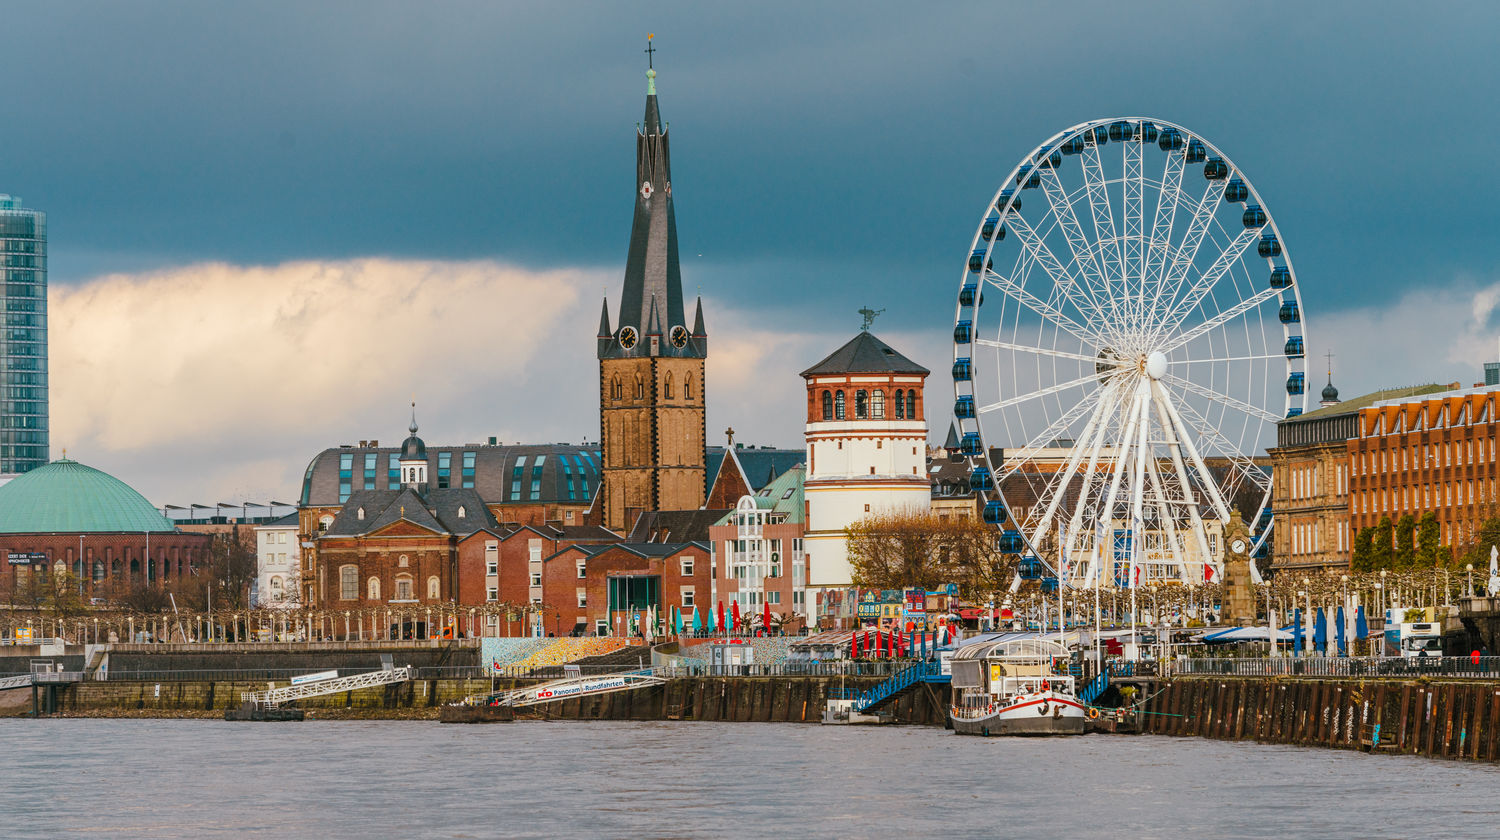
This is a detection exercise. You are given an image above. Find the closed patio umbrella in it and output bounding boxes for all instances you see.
[1335,606,1347,657]
[717,601,726,635]
[763,601,772,635]
[692,607,702,635]
[1314,608,1327,653]
[1292,608,1303,657]
[731,600,741,634]
[1355,606,1368,641]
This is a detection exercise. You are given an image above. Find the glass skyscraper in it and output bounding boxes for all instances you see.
[0,195,47,478]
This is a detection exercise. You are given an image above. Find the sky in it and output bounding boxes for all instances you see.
[6,1,1500,503]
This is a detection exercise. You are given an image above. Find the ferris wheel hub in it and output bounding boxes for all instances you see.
[1145,351,1167,381]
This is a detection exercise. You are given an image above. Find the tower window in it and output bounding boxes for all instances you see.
[635,375,645,400]
[834,391,846,420]
[821,390,832,421]
[895,393,905,419]
[665,372,674,399]
[685,374,694,400]
[610,376,622,401]
[856,390,868,419]
[871,390,885,419]
[905,390,917,419]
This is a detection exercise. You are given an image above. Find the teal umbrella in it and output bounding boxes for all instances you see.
[675,606,685,635]
[706,608,716,634]
[692,606,702,635]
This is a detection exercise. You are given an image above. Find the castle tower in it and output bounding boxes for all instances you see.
[598,60,707,532]
[801,329,930,623]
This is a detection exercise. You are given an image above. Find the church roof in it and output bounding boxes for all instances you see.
[801,332,929,377]
[323,488,497,538]
[704,445,803,500]
[301,442,602,507]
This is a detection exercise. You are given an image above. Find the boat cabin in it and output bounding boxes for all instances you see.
[950,635,1075,711]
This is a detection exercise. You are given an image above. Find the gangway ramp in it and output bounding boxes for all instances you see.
[480,669,667,708]
[240,666,415,709]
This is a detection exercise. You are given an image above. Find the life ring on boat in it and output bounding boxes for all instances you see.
[1087,707,1101,720]
[1041,679,1049,691]
[1036,701,1049,716]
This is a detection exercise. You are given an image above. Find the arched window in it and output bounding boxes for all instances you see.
[871,390,885,419]
[905,390,917,419]
[855,390,868,419]
[395,575,413,601]
[664,372,674,399]
[821,390,833,420]
[685,374,694,400]
[270,576,284,602]
[427,576,441,600]
[319,515,333,532]
[635,375,645,400]
[356,507,365,520]
[457,506,466,519]
[367,576,381,601]
[834,390,846,420]
[610,376,622,401]
[895,393,905,419]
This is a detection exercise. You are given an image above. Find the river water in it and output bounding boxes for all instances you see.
[3,719,1497,838]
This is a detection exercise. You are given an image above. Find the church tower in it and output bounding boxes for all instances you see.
[598,57,707,533]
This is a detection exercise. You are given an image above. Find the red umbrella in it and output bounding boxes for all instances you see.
[877,631,886,658]
[717,601,725,635]
[863,630,871,658]
[731,600,741,633]
[851,632,859,658]
[763,600,772,634]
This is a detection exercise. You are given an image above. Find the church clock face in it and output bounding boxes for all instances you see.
[670,325,689,348]
[618,326,638,350]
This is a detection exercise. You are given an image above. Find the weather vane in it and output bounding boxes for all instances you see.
[645,33,655,69]
[1324,349,1335,378]
[859,306,884,332]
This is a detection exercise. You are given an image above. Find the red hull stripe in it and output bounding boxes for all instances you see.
[999,696,1086,714]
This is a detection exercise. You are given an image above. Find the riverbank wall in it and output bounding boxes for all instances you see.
[8,675,949,725]
[1141,676,1500,761]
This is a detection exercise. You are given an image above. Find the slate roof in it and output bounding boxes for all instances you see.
[323,488,497,538]
[800,332,929,377]
[301,442,602,507]
[704,445,803,498]
[629,509,732,543]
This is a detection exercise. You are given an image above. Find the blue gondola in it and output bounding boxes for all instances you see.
[958,283,979,307]
[1036,148,1062,169]
[1018,557,1044,579]
[1001,531,1025,554]
[1108,120,1133,142]
[1258,233,1281,258]
[981,215,1005,242]
[1253,540,1269,560]
[1285,407,1303,418]
[1015,163,1032,184]
[1138,121,1159,143]
[953,357,973,382]
[1092,125,1110,145]
[969,465,993,492]
[1242,205,1267,228]
[960,432,984,456]
[1284,336,1304,357]
[1224,178,1249,202]
[1269,267,1292,288]
[954,395,976,419]
[968,249,991,272]
[1185,138,1206,163]
[1040,577,1059,594]
[1158,127,1184,151]
[1203,157,1229,180]
[1021,171,1041,189]
[1286,372,1305,395]
[954,320,972,344]
[982,500,1007,525]
[1279,301,1300,323]
[1062,135,1086,155]
[995,189,1022,212]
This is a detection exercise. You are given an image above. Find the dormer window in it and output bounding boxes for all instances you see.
[357,507,365,520]
[458,506,467,519]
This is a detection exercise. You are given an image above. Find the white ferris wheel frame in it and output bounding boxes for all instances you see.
[952,117,1308,593]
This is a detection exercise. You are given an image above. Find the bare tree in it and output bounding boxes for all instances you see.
[845,508,1013,599]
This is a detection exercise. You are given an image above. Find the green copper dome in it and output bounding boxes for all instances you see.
[0,459,175,534]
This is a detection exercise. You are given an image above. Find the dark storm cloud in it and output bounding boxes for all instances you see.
[3,0,1498,335]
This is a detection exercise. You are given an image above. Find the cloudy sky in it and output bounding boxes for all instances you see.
[8,1,1500,503]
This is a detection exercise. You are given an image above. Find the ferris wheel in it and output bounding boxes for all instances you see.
[952,118,1306,590]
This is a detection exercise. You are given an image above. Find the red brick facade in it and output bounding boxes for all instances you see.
[0,531,212,598]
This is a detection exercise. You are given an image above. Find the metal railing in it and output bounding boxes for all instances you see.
[1168,656,1500,679]
[78,660,912,683]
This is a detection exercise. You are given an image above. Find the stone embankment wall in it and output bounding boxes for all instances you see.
[1143,677,1500,761]
[20,676,950,725]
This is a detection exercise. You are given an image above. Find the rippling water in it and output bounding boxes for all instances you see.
[4,719,1498,838]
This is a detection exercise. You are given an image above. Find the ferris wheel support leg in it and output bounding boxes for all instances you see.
[1025,384,1113,568]
[1150,381,1218,579]
[1064,380,1126,585]
[1128,382,1153,588]
[1095,385,1147,590]
[1145,448,1192,583]
[1156,383,1233,525]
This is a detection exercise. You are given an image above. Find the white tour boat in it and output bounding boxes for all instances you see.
[948,635,1085,736]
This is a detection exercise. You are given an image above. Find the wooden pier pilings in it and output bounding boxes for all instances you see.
[1139,677,1500,761]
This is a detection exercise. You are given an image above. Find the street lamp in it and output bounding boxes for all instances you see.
[1467,563,1475,598]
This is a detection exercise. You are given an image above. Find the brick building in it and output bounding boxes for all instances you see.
[595,65,708,532]
[0,459,211,598]
[706,464,810,632]
[1348,383,1500,554]
[540,541,712,637]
